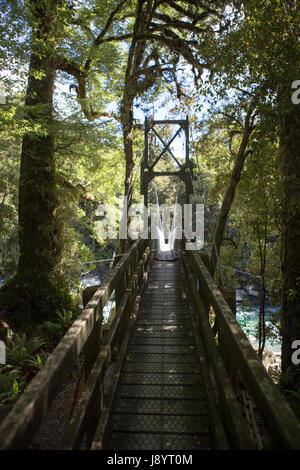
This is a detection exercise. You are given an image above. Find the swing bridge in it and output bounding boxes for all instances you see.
[1,119,300,450]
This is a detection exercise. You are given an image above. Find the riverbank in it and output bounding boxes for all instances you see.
[236,289,281,375]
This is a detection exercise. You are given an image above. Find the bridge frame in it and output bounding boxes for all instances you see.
[140,117,194,207]
[1,237,300,449]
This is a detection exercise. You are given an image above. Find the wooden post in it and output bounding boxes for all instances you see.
[195,253,211,315]
[219,287,238,390]
[144,190,148,209]
[83,303,103,381]
[221,287,236,316]
[200,253,210,271]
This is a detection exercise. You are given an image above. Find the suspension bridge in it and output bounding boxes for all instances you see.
[0,119,300,450]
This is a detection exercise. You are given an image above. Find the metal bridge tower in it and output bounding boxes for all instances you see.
[140,117,194,208]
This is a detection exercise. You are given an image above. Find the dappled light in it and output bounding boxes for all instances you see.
[0,0,299,454]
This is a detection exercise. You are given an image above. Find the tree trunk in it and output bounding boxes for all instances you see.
[258,266,266,361]
[119,68,138,254]
[279,93,300,372]
[19,42,57,280]
[209,103,255,276]
[0,0,72,326]
[121,83,136,211]
[119,0,150,253]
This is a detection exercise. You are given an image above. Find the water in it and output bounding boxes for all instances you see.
[2,262,282,356]
[80,271,102,288]
[236,301,281,354]
[102,293,116,325]
[80,269,115,325]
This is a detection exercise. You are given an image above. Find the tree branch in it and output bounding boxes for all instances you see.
[160,0,219,21]
[85,0,129,70]
[151,14,208,33]
[136,32,212,72]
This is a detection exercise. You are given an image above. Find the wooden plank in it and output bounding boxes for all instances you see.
[57,245,151,449]
[82,285,100,307]
[190,251,300,450]
[91,316,137,450]
[105,254,215,451]
[181,255,254,449]
[0,238,146,450]
[0,304,99,449]
[180,260,229,450]
[59,347,108,450]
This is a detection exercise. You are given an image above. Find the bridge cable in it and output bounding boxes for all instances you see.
[152,180,179,252]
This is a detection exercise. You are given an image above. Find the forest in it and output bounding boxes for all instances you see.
[0,0,300,451]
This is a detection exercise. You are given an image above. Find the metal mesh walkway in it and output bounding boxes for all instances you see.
[108,253,214,450]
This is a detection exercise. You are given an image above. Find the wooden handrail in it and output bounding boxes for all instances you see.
[0,238,148,450]
[57,245,151,449]
[186,250,300,450]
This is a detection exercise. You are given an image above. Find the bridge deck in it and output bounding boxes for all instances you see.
[108,253,214,450]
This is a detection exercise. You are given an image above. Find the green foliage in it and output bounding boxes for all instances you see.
[192,103,282,362]
[280,366,298,389]
[0,0,129,327]
[36,321,63,344]
[37,309,78,345]
[0,0,298,390]
[0,307,78,406]
[56,309,77,330]
[0,333,48,405]
[0,273,76,328]
[6,333,46,367]
[0,368,26,404]
[280,365,300,419]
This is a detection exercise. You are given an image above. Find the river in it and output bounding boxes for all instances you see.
[1,273,282,359]
[236,290,281,371]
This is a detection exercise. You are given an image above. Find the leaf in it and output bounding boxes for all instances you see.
[12,379,19,398]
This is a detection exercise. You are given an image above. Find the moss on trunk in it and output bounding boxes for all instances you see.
[0,1,72,327]
[279,92,300,372]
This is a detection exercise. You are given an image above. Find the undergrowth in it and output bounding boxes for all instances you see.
[0,308,79,407]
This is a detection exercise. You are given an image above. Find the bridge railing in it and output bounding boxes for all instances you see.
[0,237,151,450]
[182,248,300,450]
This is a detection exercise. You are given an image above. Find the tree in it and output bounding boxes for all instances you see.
[194,0,300,372]
[208,99,257,276]
[278,85,300,371]
[118,0,227,249]
[55,1,227,254]
[237,134,281,360]
[0,0,131,326]
[0,0,76,326]
[233,0,300,373]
